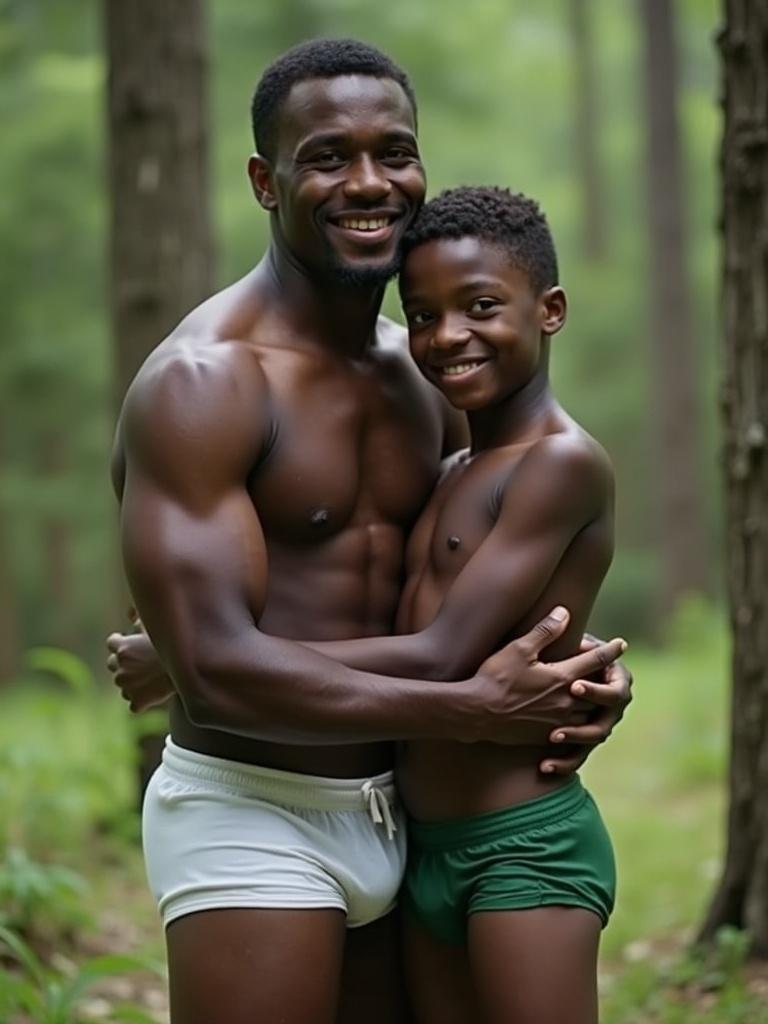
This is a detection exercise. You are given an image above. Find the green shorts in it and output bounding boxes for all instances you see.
[403,777,615,945]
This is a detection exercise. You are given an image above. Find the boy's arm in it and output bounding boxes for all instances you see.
[117,347,621,745]
[307,436,612,680]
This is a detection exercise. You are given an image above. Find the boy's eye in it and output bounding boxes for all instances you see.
[407,310,434,327]
[468,297,500,315]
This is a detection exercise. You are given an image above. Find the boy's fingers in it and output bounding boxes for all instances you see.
[519,607,570,658]
[569,678,625,705]
[106,632,125,653]
[559,638,626,681]
[107,653,118,673]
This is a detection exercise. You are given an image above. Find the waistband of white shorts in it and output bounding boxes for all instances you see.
[162,738,397,813]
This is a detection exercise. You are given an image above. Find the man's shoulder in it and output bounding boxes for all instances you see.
[127,335,269,415]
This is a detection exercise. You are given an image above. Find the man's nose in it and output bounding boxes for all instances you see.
[343,155,392,201]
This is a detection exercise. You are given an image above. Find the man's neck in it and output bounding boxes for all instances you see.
[261,243,387,357]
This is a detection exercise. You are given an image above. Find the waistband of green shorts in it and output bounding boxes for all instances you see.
[408,777,586,850]
[162,737,397,812]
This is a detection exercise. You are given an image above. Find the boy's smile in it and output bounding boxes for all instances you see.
[400,236,565,411]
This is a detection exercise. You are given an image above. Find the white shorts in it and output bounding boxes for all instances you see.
[143,739,407,929]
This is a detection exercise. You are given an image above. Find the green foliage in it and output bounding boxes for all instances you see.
[0,925,162,1024]
[0,848,91,941]
[603,928,766,1024]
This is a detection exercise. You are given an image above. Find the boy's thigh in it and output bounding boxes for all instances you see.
[166,907,346,1024]
[338,907,412,1024]
[402,914,480,1024]
[468,906,602,1024]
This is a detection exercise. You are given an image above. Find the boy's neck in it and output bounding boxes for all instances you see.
[467,361,561,454]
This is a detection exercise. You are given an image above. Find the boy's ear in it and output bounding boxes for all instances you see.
[540,287,567,336]
[248,154,278,211]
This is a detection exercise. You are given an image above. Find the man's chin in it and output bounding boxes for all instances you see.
[326,255,402,289]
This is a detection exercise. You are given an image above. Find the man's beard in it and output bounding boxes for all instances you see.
[325,252,403,289]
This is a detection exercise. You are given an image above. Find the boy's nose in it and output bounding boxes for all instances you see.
[431,318,471,349]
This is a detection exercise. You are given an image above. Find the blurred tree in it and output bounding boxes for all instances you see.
[569,0,606,259]
[105,0,214,399]
[640,0,708,614]
[105,0,214,792]
[699,0,768,956]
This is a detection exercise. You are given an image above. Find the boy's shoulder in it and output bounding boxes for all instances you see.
[496,426,613,521]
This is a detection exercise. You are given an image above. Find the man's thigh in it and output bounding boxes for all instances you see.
[337,907,413,1024]
[166,907,346,1024]
[468,906,602,1024]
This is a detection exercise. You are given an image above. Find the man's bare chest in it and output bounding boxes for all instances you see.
[248,355,444,544]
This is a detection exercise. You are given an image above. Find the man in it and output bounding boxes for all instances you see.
[109,39,630,1024]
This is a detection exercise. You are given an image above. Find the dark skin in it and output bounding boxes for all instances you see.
[109,76,630,1024]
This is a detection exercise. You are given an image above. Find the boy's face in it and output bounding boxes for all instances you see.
[400,236,565,411]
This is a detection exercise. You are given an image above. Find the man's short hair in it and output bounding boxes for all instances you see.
[252,38,417,161]
[402,186,559,293]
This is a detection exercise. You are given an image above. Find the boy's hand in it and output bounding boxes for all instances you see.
[106,631,175,712]
[470,609,627,746]
[538,633,633,775]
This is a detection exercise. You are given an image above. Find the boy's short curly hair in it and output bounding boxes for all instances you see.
[251,38,417,161]
[402,186,558,293]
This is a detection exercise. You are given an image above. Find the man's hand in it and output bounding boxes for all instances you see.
[106,631,175,712]
[538,633,633,775]
[469,607,627,748]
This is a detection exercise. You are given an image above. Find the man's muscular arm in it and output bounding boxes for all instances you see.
[116,345,623,744]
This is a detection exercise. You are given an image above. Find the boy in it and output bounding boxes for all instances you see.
[307,186,617,1023]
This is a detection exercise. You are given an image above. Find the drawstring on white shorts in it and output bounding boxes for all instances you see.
[361,780,397,840]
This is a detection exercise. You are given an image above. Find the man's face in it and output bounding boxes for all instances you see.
[401,237,565,411]
[259,75,426,286]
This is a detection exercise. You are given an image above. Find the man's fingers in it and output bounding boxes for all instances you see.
[549,721,613,746]
[107,653,118,673]
[520,606,570,657]
[558,638,626,682]
[540,750,590,775]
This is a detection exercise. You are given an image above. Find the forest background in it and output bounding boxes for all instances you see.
[3,1,759,1022]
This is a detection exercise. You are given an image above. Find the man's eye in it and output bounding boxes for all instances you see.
[468,298,500,315]
[383,147,413,162]
[314,151,344,166]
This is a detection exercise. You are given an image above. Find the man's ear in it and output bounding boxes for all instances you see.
[248,154,278,211]
[540,286,567,336]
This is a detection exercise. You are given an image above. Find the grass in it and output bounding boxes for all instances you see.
[2,603,767,1022]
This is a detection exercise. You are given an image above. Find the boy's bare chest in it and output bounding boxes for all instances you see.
[421,450,525,579]
[249,353,443,543]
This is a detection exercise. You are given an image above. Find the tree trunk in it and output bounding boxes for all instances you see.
[569,0,606,260]
[105,0,214,400]
[699,1,768,955]
[640,0,708,614]
[0,424,20,684]
[105,0,214,796]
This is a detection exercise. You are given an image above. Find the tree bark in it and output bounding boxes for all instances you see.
[569,0,606,260]
[699,1,768,955]
[105,0,214,795]
[105,0,214,401]
[640,0,708,614]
